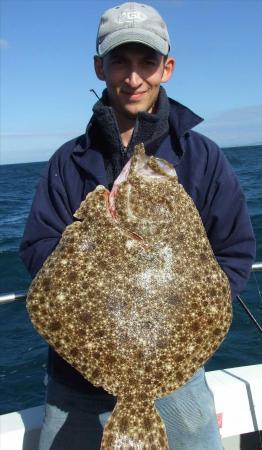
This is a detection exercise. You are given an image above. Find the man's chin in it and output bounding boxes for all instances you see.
[123,106,150,119]
[118,109,139,121]
[125,111,139,120]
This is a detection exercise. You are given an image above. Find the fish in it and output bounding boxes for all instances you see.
[27,143,232,449]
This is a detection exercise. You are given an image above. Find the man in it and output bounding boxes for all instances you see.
[20,2,255,449]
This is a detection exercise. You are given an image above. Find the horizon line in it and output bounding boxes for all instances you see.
[1,143,262,166]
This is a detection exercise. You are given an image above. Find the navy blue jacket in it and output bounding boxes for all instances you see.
[20,97,256,391]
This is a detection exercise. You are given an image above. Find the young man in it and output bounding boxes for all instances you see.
[20,2,255,449]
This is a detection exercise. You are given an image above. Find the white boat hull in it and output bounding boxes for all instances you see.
[1,364,261,450]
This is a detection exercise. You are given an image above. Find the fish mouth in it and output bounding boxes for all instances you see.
[108,159,132,218]
[108,144,177,219]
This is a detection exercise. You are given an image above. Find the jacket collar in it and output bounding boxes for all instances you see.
[168,97,203,137]
[90,87,171,159]
[71,96,203,184]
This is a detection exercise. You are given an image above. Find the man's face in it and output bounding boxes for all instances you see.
[94,43,175,120]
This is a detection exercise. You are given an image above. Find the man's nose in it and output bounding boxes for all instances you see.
[125,70,143,87]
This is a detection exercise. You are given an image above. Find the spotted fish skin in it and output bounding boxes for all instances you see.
[101,397,168,450]
[27,143,232,449]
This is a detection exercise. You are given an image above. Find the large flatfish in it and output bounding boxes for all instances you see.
[27,143,232,449]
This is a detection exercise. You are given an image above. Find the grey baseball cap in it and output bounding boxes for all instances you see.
[96,2,170,57]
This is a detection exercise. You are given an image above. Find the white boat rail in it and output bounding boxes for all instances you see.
[1,262,261,305]
[1,262,262,334]
[252,262,262,272]
[0,290,27,304]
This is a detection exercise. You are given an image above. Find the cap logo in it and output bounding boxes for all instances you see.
[116,10,147,24]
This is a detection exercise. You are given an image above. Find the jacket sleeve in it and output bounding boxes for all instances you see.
[19,155,74,278]
[200,143,256,300]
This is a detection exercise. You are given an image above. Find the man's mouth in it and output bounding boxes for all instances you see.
[121,90,147,100]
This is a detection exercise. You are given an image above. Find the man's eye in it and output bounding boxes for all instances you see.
[111,59,124,65]
[145,60,157,66]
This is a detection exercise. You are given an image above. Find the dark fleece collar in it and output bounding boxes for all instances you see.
[88,86,170,159]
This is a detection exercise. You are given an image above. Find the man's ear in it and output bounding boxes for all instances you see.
[94,56,105,81]
[161,57,176,83]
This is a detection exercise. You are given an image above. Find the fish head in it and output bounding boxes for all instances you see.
[129,143,177,179]
[109,143,177,232]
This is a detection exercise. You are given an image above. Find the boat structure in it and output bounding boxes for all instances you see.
[0,263,261,450]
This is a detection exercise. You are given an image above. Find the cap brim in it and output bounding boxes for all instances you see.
[97,29,169,57]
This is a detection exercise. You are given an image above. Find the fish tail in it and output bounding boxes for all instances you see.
[100,396,169,449]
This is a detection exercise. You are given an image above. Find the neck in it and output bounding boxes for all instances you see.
[91,87,170,156]
[113,103,159,147]
[113,109,137,147]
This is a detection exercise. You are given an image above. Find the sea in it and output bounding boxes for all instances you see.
[0,145,261,415]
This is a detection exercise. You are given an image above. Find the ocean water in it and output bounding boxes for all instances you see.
[0,146,261,414]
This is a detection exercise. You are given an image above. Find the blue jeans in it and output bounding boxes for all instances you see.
[38,368,223,450]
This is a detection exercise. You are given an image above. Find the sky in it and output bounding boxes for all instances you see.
[1,0,262,164]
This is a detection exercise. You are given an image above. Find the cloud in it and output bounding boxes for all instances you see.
[0,39,9,49]
[196,105,262,147]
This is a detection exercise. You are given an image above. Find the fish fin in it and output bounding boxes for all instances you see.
[100,396,169,449]
[74,185,109,220]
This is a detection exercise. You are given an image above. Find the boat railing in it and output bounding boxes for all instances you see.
[0,261,261,305]
[0,290,27,304]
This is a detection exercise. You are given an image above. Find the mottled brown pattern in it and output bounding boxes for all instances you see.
[27,144,232,449]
